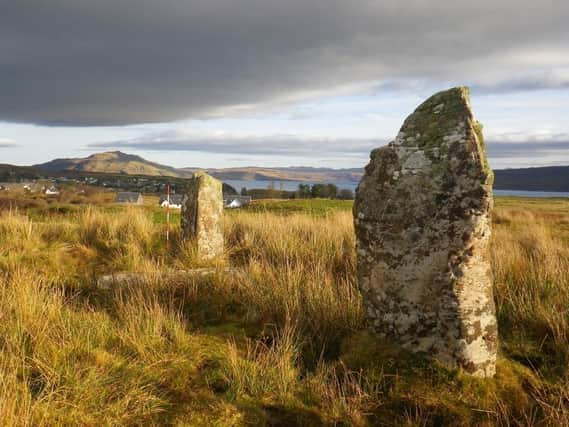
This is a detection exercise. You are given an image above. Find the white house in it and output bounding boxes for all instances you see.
[223,195,252,209]
[159,194,183,209]
[227,199,242,208]
[45,186,60,196]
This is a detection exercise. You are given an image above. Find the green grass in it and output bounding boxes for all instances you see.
[495,195,569,214]
[241,198,353,216]
[151,198,353,224]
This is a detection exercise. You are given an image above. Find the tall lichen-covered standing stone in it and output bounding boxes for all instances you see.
[354,87,497,377]
[181,172,224,260]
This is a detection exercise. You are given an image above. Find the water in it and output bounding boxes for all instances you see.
[225,179,358,192]
[225,179,569,198]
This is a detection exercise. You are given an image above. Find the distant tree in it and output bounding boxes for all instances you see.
[240,187,248,196]
[296,183,311,199]
[311,183,338,198]
[337,188,354,200]
[325,183,338,199]
[310,183,326,198]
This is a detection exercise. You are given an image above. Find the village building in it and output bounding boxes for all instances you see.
[45,186,60,195]
[115,191,144,204]
[159,194,184,209]
[223,195,252,209]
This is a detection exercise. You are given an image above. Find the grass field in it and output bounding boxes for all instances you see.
[1,192,568,425]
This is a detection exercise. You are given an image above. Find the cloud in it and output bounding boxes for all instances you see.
[486,141,569,159]
[486,131,569,144]
[89,129,569,167]
[470,70,569,94]
[483,131,569,166]
[1,0,568,126]
[88,130,384,158]
[0,138,17,148]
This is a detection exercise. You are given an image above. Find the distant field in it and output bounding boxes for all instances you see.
[495,195,569,214]
[241,198,353,215]
[151,198,354,223]
[1,188,569,425]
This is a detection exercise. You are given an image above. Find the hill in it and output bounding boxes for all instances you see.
[204,165,569,192]
[31,151,569,192]
[0,163,44,182]
[198,166,364,183]
[35,151,191,178]
[36,152,361,182]
[494,166,569,192]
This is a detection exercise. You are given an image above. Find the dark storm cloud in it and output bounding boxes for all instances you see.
[1,0,568,125]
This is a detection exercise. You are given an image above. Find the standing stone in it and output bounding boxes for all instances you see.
[181,172,224,260]
[354,87,497,377]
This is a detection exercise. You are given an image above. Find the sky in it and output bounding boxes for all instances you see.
[1,0,568,170]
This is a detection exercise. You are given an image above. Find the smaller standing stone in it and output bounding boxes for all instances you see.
[181,172,224,260]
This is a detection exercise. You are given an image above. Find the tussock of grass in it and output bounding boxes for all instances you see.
[225,322,300,402]
[492,208,569,375]
[0,197,569,425]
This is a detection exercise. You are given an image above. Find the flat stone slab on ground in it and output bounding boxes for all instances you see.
[96,267,243,289]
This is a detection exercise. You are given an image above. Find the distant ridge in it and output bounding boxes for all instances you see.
[31,151,569,192]
[493,166,569,192]
[189,166,363,183]
[35,151,191,178]
[35,151,363,183]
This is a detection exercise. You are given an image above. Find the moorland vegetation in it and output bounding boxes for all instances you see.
[0,189,568,425]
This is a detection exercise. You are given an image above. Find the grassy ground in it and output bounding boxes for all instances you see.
[1,193,569,425]
[241,199,353,216]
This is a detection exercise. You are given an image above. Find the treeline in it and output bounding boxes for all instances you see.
[240,183,355,200]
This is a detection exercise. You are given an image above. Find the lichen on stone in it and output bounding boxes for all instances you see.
[181,172,224,261]
[353,87,497,378]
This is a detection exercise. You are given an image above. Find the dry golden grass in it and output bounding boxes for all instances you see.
[0,197,568,425]
[492,207,569,372]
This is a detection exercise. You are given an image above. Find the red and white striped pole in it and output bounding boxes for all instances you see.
[166,183,170,249]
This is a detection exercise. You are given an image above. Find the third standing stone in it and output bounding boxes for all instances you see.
[354,87,497,377]
[181,172,224,261]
